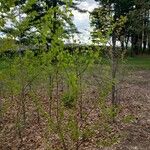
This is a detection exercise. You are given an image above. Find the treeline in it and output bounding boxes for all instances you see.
[0,0,150,57]
[91,0,150,56]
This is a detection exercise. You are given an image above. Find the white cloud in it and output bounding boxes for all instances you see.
[72,0,98,44]
[78,0,98,12]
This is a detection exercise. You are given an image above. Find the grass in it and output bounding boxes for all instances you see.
[0,55,149,73]
[126,55,150,70]
[0,58,11,70]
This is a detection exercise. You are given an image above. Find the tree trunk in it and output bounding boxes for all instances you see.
[148,10,150,54]
[148,34,150,54]
[120,35,125,52]
[111,31,117,106]
[138,33,142,54]
[131,34,139,56]
[143,11,147,54]
[125,35,129,50]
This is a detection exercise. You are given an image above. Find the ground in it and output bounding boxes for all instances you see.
[0,56,150,150]
[114,70,150,150]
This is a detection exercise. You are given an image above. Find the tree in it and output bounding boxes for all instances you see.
[94,0,150,55]
[91,0,127,118]
[0,0,77,52]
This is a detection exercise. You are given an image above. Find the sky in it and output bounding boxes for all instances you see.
[71,0,122,46]
[0,0,98,44]
[71,0,98,44]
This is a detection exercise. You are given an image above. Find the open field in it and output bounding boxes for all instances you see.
[0,56,150,150]
[1,0,150,149]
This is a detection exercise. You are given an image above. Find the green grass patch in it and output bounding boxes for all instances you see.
[126,56,150,70]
